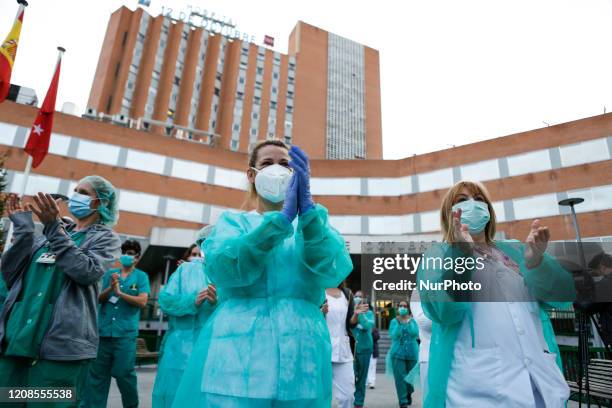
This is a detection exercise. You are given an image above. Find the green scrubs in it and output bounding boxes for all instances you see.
[0,232,88,407]
[388,318,418,407]
[0,358,89,408]
[351,310,375,406]
[82,268,150,408]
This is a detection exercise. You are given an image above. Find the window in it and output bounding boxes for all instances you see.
[166,199,204,222]
[329,216,362,235]
[418,168,454,192]
[507,150,551,177]
[369,215,414,235]
[367,176,412,196]
[76,140,120,166]
[0,122,17,146]
[310,178,360,195]
[559,138,610,167]
[460,159,500,182]
[513,193,559,220]
[125,149,166,174]
[119,190,159,215]
[420,211,440,232]
[11,173,61,197]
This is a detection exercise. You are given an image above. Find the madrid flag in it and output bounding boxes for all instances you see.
[0,1,27,103]
[24,48,64,168]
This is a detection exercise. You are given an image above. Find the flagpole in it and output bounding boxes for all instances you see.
[3,46,64,254]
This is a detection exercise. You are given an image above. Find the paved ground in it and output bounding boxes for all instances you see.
[107,365,421,407]
[108,365,582,407]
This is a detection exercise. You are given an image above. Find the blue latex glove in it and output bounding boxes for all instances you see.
[289,146,315,215]
[280,172,298,223]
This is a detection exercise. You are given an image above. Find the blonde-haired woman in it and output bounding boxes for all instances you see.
[172,140,352,407]
[417,180,574,408]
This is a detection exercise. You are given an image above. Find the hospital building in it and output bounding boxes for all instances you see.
[0,6,611,333]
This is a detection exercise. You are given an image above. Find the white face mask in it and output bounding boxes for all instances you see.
[252,164,292,203]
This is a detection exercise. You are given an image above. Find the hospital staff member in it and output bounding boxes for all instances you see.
[325,283,357,408]
[82,240,150,408]
[0,176,121,405]
[172,141,352,407]
[152,227,217,408]
[417,180,575,408]
[351,290,375,408]
[366,326,380,389]
[387,301,419,408]
[409,289,432,398]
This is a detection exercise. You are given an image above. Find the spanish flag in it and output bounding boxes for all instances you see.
[0,0,28,103]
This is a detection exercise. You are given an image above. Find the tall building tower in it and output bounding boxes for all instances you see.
[87,7,382,159]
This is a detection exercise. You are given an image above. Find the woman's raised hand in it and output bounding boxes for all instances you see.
[450,208,473,244]
[288,146,314,215]
[524,219,550,268]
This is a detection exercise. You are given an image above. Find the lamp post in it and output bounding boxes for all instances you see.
[559,197,590,407]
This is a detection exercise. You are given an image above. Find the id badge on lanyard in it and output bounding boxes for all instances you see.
[36,252,56,264]
[35,231,84,265]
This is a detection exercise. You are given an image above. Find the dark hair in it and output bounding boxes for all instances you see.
[121,239,142,256]
[589,252,612,269]
[182,244,198,261]
[243,140,289,209]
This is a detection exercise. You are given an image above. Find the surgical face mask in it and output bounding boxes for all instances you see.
[188,256,204,263]
[354,296,362,305]
[252,164,292,203]
[119,254,135,268]
[452,199,490,234]
[398,307,408,316]
[68,192,95,219]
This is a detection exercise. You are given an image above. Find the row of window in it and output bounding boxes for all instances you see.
[188,31,209,129]
[0,122,609,197]
[326,33,366,159]
[284,57,296,144]
[122,16,297,149]
[6,168,610,236]
[144,18,170,118]
[230,43,250,150]
[121,14,149,117]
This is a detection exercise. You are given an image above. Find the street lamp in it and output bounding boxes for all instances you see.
[558,197,591,407]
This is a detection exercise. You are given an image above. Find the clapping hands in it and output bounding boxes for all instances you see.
[281,146,315,223]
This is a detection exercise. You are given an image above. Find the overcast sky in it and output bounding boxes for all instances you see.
[2,0,612,159]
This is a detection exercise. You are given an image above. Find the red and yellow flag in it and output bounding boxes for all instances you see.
[0,1,28,103]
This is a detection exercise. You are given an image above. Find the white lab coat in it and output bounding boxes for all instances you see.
[410,291,432,394]
[326,292,355,408]
[446,257,569,407]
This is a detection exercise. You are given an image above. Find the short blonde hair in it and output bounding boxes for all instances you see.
[440,180,497,245]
